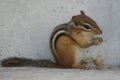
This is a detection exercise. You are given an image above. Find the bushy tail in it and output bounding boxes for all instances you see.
[1,57,57,68]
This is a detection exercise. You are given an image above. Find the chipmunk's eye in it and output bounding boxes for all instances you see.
[84,24,91,29]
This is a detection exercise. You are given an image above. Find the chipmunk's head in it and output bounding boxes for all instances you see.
[69,11,103,48]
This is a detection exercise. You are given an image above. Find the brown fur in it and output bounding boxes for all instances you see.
[72,11,102,34]
[56,35,77,68]
[52,11,103,69]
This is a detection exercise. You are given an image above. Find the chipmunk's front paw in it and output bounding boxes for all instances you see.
[94,58,104,70]
[93,37,103,45]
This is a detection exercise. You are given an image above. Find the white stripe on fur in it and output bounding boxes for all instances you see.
[52,30,66,53]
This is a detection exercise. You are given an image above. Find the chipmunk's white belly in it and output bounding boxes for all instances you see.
[72,46,85,66]
[72,46,94,66]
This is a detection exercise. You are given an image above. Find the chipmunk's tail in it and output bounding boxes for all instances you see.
[1,57,58,68]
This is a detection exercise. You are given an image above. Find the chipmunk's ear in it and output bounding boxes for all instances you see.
[80,10,85,15]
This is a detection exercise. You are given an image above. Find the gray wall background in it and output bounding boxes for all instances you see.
[0,0,120,66]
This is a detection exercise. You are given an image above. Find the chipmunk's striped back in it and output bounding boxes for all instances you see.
[50,23,69,60]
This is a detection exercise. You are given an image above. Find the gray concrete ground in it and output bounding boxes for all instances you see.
[0,67,120,80]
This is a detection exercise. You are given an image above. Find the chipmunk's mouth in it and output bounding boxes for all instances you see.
[93,35,103,45]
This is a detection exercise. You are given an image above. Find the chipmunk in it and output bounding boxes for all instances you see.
[1,11,103,69]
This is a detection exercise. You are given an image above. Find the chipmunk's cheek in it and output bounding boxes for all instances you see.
[85,37,93,43]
